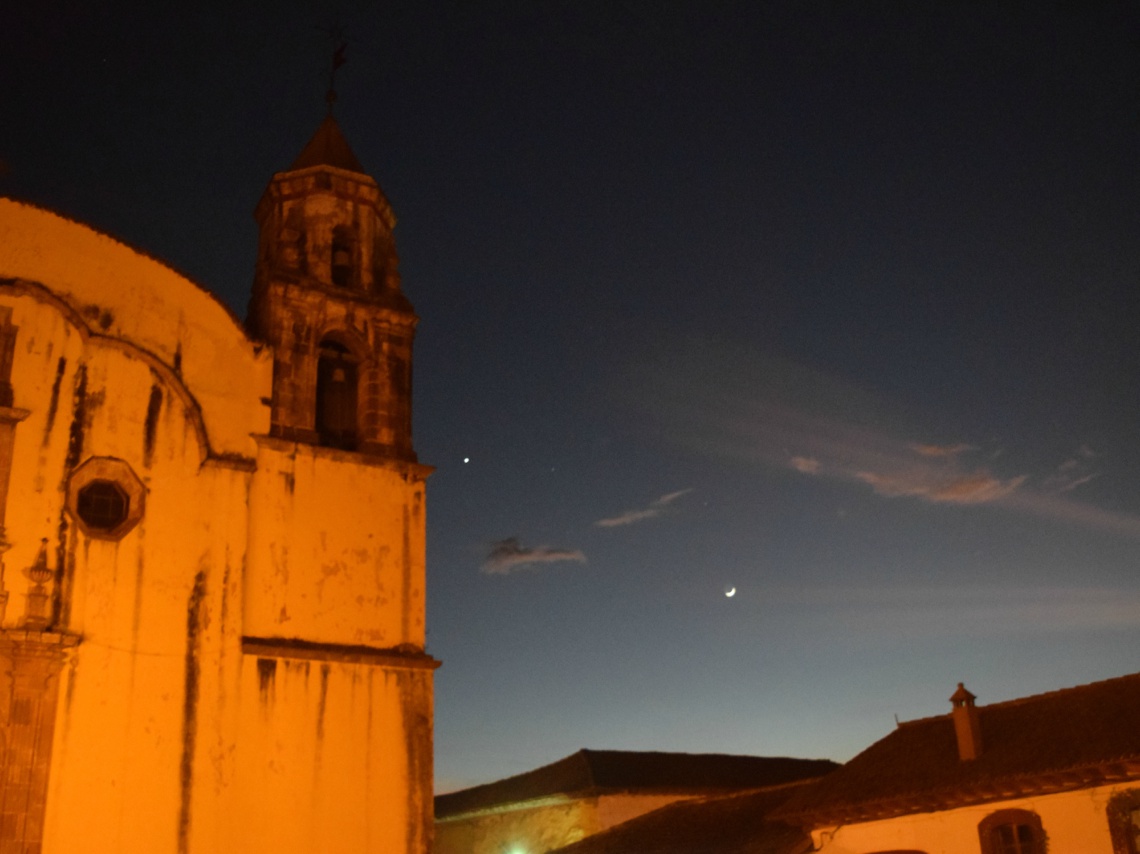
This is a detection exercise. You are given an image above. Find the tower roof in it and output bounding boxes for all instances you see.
[288,114,366,174]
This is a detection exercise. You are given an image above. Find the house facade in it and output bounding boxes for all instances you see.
[777,673,1140,854]
[0,113,436,853]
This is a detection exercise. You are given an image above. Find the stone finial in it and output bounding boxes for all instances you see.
[23,538,54,630]
[950,681,983,761]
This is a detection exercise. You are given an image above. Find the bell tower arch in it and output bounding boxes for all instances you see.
[247,113,416,460]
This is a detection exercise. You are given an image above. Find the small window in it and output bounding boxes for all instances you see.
[979,809,1046,854]
[76,480,129,531]
[331,226,355,288]
[1107,790,1140,854]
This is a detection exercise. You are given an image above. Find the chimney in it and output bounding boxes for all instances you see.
[949,682,983,760]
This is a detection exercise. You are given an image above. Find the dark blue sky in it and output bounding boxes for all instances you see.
[5,1,1140,791]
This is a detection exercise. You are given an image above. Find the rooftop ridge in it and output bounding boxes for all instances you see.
[895,669,1140,727]
[776,669,1140,825]
[435,749,839,819]
[576,749,598,789]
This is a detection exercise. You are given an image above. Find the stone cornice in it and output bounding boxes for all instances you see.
[0,406,30,424]
[253,433,433,479]
[0,628,81,656]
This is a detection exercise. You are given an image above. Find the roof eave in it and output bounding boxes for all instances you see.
[780,757,1140,828]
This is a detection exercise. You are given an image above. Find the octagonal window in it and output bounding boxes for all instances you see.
[66,457,146,540]
[76,480,129,532]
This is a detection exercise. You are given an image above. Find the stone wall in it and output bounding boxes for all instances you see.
[0,197,434,854]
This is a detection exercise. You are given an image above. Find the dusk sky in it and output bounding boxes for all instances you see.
[4,1,1140,793]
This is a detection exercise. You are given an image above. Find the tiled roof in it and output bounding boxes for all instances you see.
[435,750,839,819]
[288,114,366,174]
[778,671,1140,825]
[548,783,816,854]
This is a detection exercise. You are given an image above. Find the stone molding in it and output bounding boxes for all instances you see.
[241,635,440,670]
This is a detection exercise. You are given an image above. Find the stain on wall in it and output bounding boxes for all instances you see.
[315,663,329,744]
[178,569,207,854]
[42,356,66,444]
[143,383,163,466]
[256,657,277,707]
[63,363,86,472]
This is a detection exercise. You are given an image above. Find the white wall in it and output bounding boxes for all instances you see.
[813,781,1140,854]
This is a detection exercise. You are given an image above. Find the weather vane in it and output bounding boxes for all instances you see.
[319,22,349,112]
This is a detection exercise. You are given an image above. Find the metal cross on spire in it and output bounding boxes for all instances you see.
[320,23,349,112]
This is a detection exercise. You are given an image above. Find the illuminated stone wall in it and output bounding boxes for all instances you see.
[230,652,433,854]
[435,792,698,854]
[0,195,434,854]
[436,798,597,854]
[244,441,427,648]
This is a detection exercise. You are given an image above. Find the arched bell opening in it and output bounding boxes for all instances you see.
[315,337,360,450]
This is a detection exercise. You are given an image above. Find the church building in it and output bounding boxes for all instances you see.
[0,113,436,853]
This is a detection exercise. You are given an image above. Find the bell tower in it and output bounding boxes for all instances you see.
[247,113,416,459]
[241,110,436,853]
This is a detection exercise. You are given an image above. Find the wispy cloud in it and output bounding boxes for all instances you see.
[1042,446,1100,494]
[624,338,1140,539]
[595,489,692,528]
[1058,473,1097,493]
[759,584,1140,637]
[481,538,586,575]
[909,442,975,458]
[855,469,1026,504]
[790,456,821,474]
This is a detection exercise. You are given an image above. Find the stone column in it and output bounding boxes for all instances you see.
[0,307,19,409]
[0,305,29,625]
[0,409,31,626]
[0,305,26,620]
[0,630,78,854]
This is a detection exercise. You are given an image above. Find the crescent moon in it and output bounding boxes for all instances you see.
[725,587,736,597]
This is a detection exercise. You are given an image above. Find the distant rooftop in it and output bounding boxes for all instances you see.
[435,749,839,819]
[550,784,815,854]
[778,670,1140,825]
